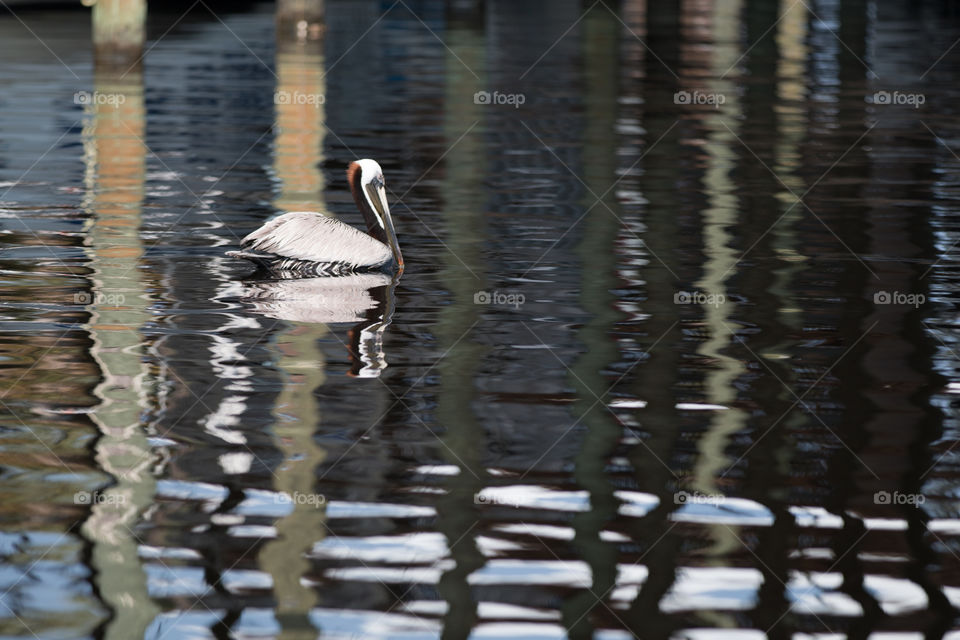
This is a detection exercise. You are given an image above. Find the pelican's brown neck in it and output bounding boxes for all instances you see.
[348,162,388,245]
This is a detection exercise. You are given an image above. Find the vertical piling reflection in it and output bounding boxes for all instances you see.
[852,0,956,633]
[258,325,328,640]
[622,2,685,636]
[730,0,801,634]
[81,8,158,638]
[560,3,621,637]
[687,0,746,561]
[435,5,486,638]
[816,1,899,635]
[256,5,329,637]
[274,0,328,215]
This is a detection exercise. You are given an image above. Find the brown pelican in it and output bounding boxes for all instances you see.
[226,159,403,276]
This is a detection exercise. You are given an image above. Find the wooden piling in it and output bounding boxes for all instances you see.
[89,0,146,70]
[276,0,325,50]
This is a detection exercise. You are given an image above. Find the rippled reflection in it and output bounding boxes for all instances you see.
[1,0,960,638]
[80,48,159,640]
[237,274,398,377]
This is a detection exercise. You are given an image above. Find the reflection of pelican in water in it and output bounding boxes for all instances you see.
[239,273,400,378]
[227,159,403,276]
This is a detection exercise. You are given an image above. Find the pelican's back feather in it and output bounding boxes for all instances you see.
[240,212,393,269]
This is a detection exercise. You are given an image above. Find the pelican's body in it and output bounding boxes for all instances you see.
[227,159,403,276]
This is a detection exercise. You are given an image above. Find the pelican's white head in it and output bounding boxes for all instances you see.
[356,159,385,223]
[348,158,403,271]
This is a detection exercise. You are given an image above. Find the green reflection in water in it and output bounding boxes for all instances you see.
[690,0,746,559]
[561,4,621,638]
[435,8,487,639]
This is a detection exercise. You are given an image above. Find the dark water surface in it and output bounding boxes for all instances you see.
[2,0,960,638]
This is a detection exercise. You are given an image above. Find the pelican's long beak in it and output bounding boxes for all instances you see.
[365,180,403,271]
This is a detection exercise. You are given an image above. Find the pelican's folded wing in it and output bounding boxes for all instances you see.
[240,212,393,268]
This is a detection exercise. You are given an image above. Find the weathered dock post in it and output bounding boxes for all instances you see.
[87,0,146,69]
[276,0,325,44]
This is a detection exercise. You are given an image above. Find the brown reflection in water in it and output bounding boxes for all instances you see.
[0,338,98,532]
[256,5,329,638]
[274,0,328,216]
[80,6,159,638]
